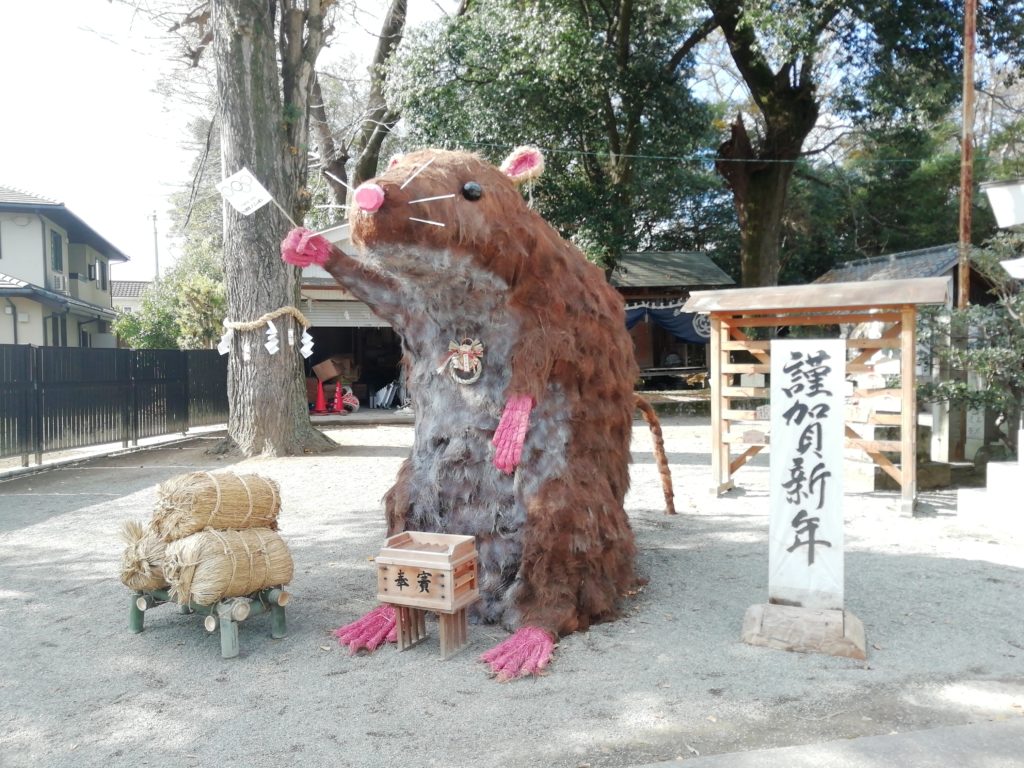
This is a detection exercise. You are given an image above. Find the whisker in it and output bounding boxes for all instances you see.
[408,217,445,227]
[400,157,435,189]
[323,170,355,192]
[407,194,455,204]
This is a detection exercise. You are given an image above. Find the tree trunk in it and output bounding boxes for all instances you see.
[716,116,800,287]
[212,0,332,456]
[708,1,826,287]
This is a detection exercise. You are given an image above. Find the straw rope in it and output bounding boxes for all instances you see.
[153,471,281,542]
[164,528,292,606]
[223,305,310,333]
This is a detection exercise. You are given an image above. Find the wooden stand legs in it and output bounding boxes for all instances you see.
[392,606,471,659]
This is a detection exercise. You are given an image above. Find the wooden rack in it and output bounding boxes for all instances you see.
[682,277,951,514]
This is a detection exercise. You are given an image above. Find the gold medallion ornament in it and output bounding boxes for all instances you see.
[436,338,484,385]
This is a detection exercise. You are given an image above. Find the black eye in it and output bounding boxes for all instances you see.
[462,181,483,201]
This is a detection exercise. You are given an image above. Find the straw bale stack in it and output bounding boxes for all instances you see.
[152,471,280,542]
[163,528,293,606]
[119,520,169,591]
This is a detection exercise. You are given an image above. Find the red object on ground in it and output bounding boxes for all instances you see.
[333,604,397,654]
[312,379,328,413]
[480,626,555,681]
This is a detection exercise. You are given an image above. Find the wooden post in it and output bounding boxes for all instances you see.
[394,606,428,651]
[709,315,732,494]
[900,307,918,514]
[438,609,470,659]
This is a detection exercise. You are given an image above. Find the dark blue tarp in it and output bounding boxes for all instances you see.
[625,304,711,344]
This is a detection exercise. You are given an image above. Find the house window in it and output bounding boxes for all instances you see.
[99,260,108,291]
[50,230,63,272]
[50,315,67,347]
[88,263,97,281]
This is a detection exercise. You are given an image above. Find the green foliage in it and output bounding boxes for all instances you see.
[918,233,1024,452]
[112,243,225,350]
[390,0,719,266]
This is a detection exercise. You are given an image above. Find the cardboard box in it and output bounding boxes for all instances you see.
[312,358,345,382]
[312,354,361,383]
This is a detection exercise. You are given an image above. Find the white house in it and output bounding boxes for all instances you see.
[0,186,127,347]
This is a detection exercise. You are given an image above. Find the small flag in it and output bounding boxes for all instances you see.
[216,167,273,216]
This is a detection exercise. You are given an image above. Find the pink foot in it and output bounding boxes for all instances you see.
[333,604,397,655]
[480,626,555,681]
[492,395,533,474]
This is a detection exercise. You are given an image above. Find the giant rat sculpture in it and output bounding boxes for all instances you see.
[281,147,675,680]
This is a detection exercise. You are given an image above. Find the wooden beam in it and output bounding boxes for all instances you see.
[845,438,902,453]
[729,445,765,474]
[900,306,918,512]
[720,312,902,328]
[845,426,903,485]
[710,315,730,494]
[723,386,769,398]
[723,363,770,374]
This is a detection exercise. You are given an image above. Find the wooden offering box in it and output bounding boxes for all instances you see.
[376,532,479,614]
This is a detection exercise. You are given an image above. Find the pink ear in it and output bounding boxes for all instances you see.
[500,146,545,185]
[387,155,402,170]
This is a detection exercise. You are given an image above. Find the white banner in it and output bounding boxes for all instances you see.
[216,167,273,215]
[769,339,846,610]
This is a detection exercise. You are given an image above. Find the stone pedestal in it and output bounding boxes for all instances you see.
[741,603,866,660]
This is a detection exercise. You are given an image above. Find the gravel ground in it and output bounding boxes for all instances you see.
[0,416,1021,768]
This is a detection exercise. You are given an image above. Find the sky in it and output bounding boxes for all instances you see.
[0,1,452,282]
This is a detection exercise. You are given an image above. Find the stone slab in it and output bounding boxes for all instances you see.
[741,603,866,660]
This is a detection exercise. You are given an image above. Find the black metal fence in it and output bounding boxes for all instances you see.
[0,345,228,467]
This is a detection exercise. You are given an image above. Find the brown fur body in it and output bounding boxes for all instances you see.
[323,150,645,636]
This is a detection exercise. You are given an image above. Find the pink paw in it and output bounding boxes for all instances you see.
[492,395,533,474]
[281,227,332,267]
[333,604,397,655]
[480,626,555,681]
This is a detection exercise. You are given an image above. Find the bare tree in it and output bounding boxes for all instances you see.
[310,0,408,204]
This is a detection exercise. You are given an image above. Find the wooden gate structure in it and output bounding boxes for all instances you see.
[681,277,951,514]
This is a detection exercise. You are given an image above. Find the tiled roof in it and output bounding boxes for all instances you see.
[0,185,60,205]
[611,251,735,289]
[111,280,151,298]
[0,185,129,263]
[0,272,117,319]
[814,244,959,284]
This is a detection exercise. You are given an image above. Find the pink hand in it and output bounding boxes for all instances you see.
[332,604,397,655]
[480,626,555,681]
[281,227,333,267]
[492,395,533,474]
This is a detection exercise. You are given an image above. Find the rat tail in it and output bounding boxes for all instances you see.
[635,395,676,515]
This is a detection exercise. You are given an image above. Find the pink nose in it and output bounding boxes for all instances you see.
[354,182,385,213]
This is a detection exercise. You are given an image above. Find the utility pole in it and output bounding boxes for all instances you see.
[958,0,976,309]
[151,210,160,280]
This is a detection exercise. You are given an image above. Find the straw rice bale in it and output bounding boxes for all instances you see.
[152,471,280,542]
[119,520,168,591]
[163,528,293,606]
